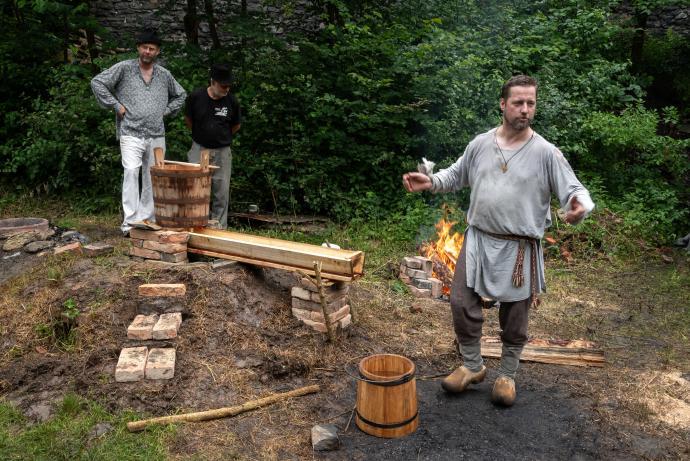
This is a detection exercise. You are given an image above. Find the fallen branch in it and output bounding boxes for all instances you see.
[127,384,320,432]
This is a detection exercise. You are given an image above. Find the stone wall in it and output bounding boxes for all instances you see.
[90,0,318,47]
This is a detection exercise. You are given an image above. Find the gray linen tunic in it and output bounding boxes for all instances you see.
[431,128,594,301]
[91,59,186,139]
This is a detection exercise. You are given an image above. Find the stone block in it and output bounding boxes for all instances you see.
[130,228,190,244]
[152,312,183,339]
[299,277,334,293]
[292,296,348,313]
[138,297,187,315]
[54,241,82,255]
[83,242,114,257]
[291,307,312,322]
[406,268,427,279]
[130,238,144,248]
[299,318,328,333]
[339,314,352,329]
[429,277,443,298]
[402,256,422,269]
[414,256,433,276]
[310,284,350,303]
[311,304,350,324]
[291,286,312,301]
[129,246,161,260]
[127,314,158,340]
[409,285,432,298]
[142,240,187,254]
[145,348,176,380]
[24,240,54,253]
[412,278,433,290]
[115,347,148,382]
[159,251,188,263]
[138,283,186,297]
[3,231,40,252]
[399,272,411,284]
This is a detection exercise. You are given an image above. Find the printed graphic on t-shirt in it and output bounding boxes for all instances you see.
[215,107,228,118]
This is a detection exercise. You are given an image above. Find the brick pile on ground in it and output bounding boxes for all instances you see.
[399,256,443,299]
[128,229,189,263]
[291,277,352,333]
[115,284,185,382]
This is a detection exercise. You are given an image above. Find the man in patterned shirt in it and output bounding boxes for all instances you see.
[91,29,186,235]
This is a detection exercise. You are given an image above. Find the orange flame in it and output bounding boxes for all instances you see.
[420,218,464,294]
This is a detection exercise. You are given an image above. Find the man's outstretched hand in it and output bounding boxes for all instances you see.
[565,196,586,224]
[402,172,432,193]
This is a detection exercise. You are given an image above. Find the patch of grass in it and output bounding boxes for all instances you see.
[0,395,175,461]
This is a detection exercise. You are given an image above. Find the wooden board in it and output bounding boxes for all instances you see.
[480,337,605,367]
[187,228,364,281]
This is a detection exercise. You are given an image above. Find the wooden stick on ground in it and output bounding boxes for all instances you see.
[314,261,336,342]
[127,384,320,432]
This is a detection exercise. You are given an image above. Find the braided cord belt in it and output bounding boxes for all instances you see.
[484,231,540,308]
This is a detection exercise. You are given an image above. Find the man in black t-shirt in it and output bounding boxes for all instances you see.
[185,63,241,229]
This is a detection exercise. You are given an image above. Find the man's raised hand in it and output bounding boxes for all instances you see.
[402,172,432,193]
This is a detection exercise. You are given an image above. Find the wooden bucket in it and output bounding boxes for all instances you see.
[151,161,212,228]
[355,354,418,438]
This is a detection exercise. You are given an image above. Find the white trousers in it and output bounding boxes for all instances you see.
[120,135,165,233]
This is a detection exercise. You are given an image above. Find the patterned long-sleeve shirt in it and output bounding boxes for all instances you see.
[91,59,186,139]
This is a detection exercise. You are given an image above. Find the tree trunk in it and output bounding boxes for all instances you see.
[203,0,221,49]
[184,0,200,46]
[631,10,648,74]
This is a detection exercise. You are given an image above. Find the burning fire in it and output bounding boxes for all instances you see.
[420,218,464,294]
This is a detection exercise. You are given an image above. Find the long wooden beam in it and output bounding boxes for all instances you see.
[480,337,605,367]
[187,228,364,281]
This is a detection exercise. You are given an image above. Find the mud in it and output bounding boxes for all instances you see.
[0,228,687,460]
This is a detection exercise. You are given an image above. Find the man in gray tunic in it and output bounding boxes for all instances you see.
[402,75,594,406]
[91,29,186,235]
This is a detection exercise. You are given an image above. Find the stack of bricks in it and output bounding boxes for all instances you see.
[399,256,443,299]
[115,284,186,382]
[129,229,189,263]
[291,277,352,333]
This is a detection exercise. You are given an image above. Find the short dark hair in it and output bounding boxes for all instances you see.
[136,29,162,47]
[501,75,538,100]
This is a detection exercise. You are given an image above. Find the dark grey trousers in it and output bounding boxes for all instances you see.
[449,240,531,376]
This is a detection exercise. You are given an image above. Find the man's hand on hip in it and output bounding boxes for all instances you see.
[118,105,127,118]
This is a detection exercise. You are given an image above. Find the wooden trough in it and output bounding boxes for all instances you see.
[187,227,365,281]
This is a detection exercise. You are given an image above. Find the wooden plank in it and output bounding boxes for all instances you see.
[186,248,355,281]
[187,228,365,278]
[480,337,605,367]
[228,212,330,224]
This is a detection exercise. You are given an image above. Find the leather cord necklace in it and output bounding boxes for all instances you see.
[494,127,534,173]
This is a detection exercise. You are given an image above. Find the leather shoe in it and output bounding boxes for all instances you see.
[491,376,516,406]
[441,365,486,393]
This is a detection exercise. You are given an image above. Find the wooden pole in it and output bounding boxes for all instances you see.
[127,384,320,432]
[314,261,336,342]
[153,147,165,168]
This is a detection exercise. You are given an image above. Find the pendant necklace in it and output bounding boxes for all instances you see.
[494,128,534,173]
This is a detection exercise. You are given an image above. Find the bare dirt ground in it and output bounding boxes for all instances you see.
[1,224,689,460]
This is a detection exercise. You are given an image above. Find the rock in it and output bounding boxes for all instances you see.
[83,242,114,257]
[311,424,340,451]
[674,233,689,247]
[3,252,21,260]
[89,422,113,438]
[3,231,40,252]
[24,240,55,253]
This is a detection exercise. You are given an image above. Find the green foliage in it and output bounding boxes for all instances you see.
[62,298,79,320]
[1,0,688,243]
[0,396,174,461]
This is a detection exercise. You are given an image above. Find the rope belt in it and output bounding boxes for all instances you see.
[484,231,540,308]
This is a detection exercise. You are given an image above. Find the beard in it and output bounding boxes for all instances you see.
[506,115,533,131]
[139,54,156,64]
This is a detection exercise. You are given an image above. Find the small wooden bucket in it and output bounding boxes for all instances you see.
[150,159,212,228]
[355,354,418,438]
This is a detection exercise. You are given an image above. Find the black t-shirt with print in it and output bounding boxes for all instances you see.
[185,88,241,148]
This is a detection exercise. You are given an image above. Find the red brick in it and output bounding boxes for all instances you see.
[152,313,182,339]
[83,242,114,257]
[130,229,190,243]
[159,251,188,263]
[127,314,158,340]
[54,241,82,255]
[138,283,186,297]
[129,246,161,260]
[142,240,187,254]
[115,347,148,382]
[145,348,176,380]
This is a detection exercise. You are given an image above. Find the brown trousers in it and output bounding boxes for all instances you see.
[449,241,531,347]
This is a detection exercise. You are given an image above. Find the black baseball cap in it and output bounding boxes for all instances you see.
[136,29,162,47]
